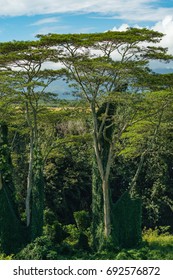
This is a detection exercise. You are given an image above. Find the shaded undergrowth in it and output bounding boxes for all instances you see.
[1,226,173,260]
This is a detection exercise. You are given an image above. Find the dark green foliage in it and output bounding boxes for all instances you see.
[73,210,90,251]
[30,152,44,240]
[0,123,27,254]
[43,212,68,244]
[16,220,72,260]
[0,30,173,258]
[43,222,67,244]
[77,233,90,251]
[64,224,80,246]
[12,132,28,220]
[44,142,92,224]
[14,228,173,260]
[91,156,104,250]
[15,236,58,260]
[44,208,56,224]
[135,152,173,230]
[74,210,90,231]
[111,191,142,248]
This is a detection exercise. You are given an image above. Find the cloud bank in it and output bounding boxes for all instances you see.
[152,16,173,55]
[0,0,173,22]
[112,16,173,56]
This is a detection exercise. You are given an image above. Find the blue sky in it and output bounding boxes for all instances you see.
[0,0,173,69]
[0,1,172,40]
[0,14,127,41]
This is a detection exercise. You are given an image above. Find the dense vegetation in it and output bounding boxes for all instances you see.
[0,28,173,259]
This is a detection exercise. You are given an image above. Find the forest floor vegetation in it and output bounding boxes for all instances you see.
[1,227,173,260]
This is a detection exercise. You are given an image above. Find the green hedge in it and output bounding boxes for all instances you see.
[111,191,142,248]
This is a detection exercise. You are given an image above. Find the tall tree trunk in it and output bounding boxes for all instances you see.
[0,172,2,190]
[26,131,34,227]
[130,150,146,197]
[102,179,111,237]
[25,101,44,239]
[92,102,114,246]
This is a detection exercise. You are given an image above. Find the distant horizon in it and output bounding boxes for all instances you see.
[47,66,173,100]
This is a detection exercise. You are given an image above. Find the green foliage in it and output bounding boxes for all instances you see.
[15,236,57,260]
[0,254,14,260]
[64,224,80,246]
[111,191,142,248]
[43,221,67,244]
[73,210,90,232]
[31,158,44,240]
[63,222,90,251]
[143,226,173,246]
[15,233,77,260]
[93,229,173,259]
[77,233,90,251]
[0,123,27,254]
[0,30,173,258]
[139,153,173,228]
[91,155,104,250]
[9,228,173,260]
[44,141,92,225]
[141,228,173,260]
[44,208,56,225]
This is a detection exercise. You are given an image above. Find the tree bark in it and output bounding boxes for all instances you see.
[92,102,113,239]
[130,150,146,197]
[0,172,2,190]
[102,179,111,237]
[26,131,34,227]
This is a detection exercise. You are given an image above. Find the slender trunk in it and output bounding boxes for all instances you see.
[92,102,113,239]
[130,150,146,197]
[102,178,111,237]
[26,131,34,227]
[0,172,2,190]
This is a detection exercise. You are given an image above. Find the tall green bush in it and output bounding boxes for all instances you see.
[0,123,27,254]
[111,191,142,248]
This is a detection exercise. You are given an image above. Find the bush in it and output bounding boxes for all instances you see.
[43,221,67,244]
[73,211,90,232]
[142,227,173,260]
[0,253,13,260]
[15,236,58,260]
[64,224,80,246]
[143,227,173,247]
[77,233,90,251]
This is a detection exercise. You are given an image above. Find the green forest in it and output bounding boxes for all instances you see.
[0,28,173,260]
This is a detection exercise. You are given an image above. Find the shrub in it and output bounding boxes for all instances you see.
[15,236,57,260]
[143,227,173,247]
[73,210,90,232]
[0,253,13,260]
[63,224,80,246]
[43,221,67,244]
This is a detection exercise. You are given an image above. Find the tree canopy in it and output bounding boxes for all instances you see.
[0,28,173,256]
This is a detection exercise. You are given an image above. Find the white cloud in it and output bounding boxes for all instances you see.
[111,16,173,54]
[152,16,173,54]
[31,17,60,26]
[0,0,172,22]
[42,61,63,70]
[111,24,129,31]
[111,16,173,69]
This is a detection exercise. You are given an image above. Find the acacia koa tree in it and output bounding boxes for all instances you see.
[37,28,172,244]
[0,40,64,240]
